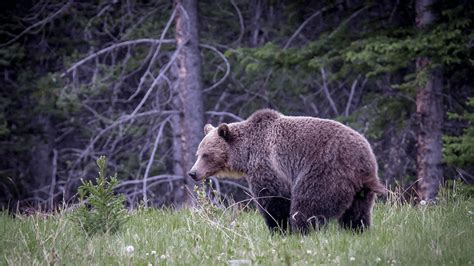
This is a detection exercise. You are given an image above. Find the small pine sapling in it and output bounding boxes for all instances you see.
[71,156,128,235]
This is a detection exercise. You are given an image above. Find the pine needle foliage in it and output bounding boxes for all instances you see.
[444,98,474,167]
[71,156,128,236]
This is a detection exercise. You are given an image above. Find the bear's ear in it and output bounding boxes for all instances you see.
[204,124,215,135]
[217,123,230,141]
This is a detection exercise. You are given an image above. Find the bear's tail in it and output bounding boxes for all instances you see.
[365,177,386,195]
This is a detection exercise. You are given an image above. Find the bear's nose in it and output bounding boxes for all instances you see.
[188,171,197,180]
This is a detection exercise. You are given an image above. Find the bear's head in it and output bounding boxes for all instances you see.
[188,123,239,181]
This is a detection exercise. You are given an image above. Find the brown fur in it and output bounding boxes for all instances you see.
[189,109,384,234]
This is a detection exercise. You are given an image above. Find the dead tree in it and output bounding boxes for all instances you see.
[415,0,444,201]
[173,0,205,206]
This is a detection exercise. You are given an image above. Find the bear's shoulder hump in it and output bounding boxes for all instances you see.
[247,109,281,124]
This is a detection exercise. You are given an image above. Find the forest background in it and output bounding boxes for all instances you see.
[0,0,473,211]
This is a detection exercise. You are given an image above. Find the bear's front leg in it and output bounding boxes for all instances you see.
[248,172,291,233]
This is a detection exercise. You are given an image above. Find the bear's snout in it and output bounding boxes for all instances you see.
[188,170,198,180]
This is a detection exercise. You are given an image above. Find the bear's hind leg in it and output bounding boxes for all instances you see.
[290,174,354,234]
[338,187,376,232]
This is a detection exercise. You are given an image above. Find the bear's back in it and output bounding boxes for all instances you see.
[263,114,376,182]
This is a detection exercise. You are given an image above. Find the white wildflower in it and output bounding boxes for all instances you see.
[125,245,134,253]
[228,259,251,265]
[419,200,427,206]
[151,250,157,255]
[160,254,167,259]
[376,257,382,262]
[306,250,312,255]
[350,256,355,261]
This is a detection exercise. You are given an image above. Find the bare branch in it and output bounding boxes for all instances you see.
[143,118,170,207]
[48,149,58,210]
[115,174,183,189]
[82,103,114,124]
[129,43,183,117]
[250,0,262,47]
[201,44,231,92]
[329,5,372,39]
[284,7,326,49]
[299,94,320,116]
[146,177,185,190]
[230,0,245,45]
[0,0,73,47]
[131,7,178,102]
[74,110,179,165]
[320,67,339,116]
[61,39,175,77]
[344,76,359,116]
[206,111,244,122]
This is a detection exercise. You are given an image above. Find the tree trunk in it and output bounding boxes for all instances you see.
[174,0,205,206]
[250,0,262,47]
[170,94,186,205]
[29,115,55,209]
[415,0,444,201]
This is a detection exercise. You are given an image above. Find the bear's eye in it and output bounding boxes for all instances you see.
[202,153,209,160]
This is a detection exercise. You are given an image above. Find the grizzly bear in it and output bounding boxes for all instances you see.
[188,109,384,234]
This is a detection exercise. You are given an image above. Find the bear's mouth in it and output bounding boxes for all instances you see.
[214,169,245,179]
[189,169,244,181]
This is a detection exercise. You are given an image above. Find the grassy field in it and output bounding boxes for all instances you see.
[1,192,473,265]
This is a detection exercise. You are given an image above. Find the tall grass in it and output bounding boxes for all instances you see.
[1,190,473,265]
